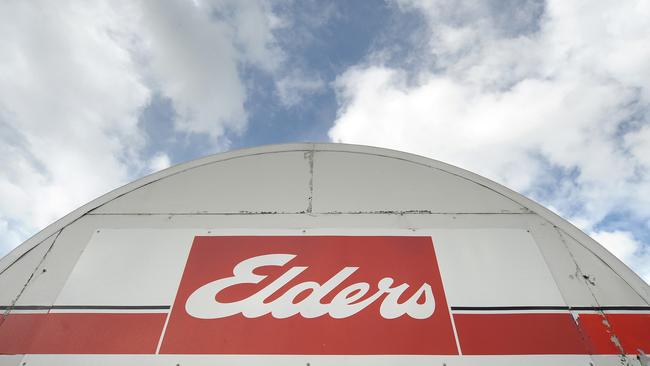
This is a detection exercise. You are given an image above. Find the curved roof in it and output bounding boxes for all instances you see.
[1,142,648,305]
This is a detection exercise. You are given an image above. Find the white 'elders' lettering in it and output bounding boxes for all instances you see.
[185,253,435,319]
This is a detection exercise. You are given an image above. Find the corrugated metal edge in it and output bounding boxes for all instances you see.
[1,142,648,304]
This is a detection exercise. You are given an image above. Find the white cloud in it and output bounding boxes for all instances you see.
[0,0,149,234]
[0,218,24,256]
[276,71,326,107]
[138,0,283,139]
[148,152,172,173]
[591,230,650,284]
[0,0,284,254]
[330,0,650,278]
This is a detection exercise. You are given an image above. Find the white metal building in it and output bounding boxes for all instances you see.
[0,143,648,365]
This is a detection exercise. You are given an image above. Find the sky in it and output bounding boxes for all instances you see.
[0,0,649,283]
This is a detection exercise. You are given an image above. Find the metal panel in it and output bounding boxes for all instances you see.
[54,229,194,307]
[312,151,526,213]
[560,230,648,307]
[433,229,565,307]
[528,222,598,307]
[0,234,55,305]
[11,222,94,306]
[565,226,650,303]
[94,151,312,214]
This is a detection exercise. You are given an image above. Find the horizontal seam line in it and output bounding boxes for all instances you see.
[86,212,533,216]
[0,305,171,310]
[451,306,650,311]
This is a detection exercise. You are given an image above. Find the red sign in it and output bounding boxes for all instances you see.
[160,236,457,354]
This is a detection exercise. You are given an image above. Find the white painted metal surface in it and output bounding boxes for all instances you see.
[0,143,648,366]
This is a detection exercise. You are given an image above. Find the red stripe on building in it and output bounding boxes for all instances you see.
[0,313,47,354]
[578,313,650,355]
[453,313,587,355]
[160,310,459,355]
[1,311,648,355]
[0,313,166,354]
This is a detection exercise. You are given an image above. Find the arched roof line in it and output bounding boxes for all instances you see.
[95,147,533,216]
